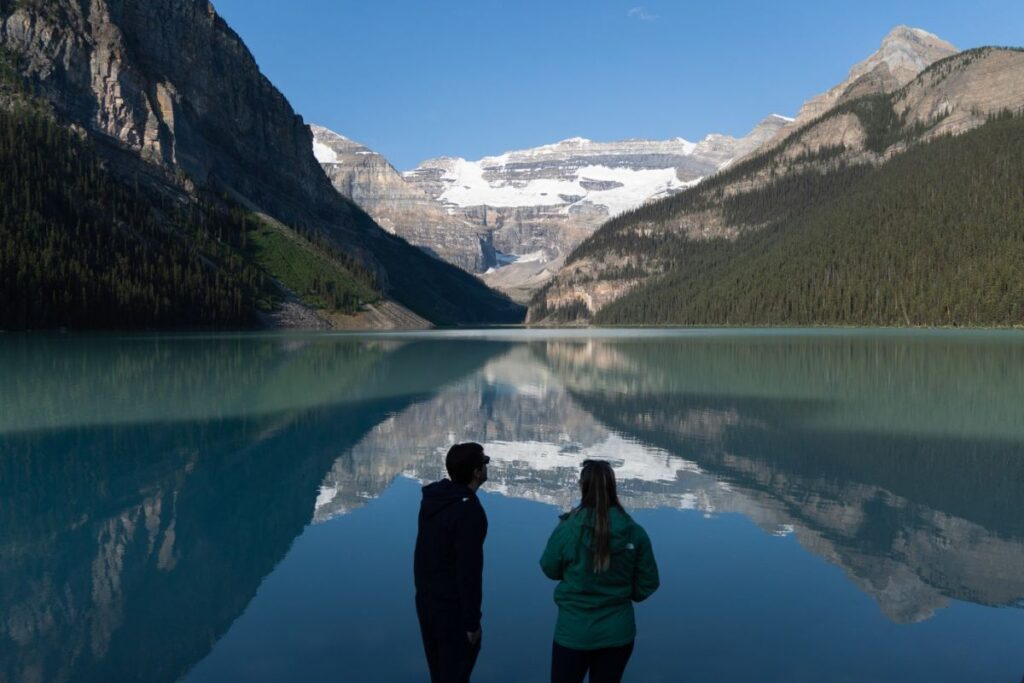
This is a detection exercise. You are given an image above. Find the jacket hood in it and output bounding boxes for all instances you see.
[420,479,476,520]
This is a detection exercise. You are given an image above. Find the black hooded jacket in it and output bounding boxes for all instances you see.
[414,479,488,632]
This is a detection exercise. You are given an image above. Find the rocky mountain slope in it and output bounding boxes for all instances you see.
[0,0,523,328]
[762,26,957,149]
[312,125,494,272]
[531,28,1024,324]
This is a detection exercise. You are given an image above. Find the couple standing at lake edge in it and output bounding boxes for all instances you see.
[414,443,661,683]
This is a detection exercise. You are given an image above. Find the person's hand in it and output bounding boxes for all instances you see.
[466,628,481,645]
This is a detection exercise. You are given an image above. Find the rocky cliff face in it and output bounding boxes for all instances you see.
[312,124,493,272]
[1,0,330,223]
[0,0,523,326]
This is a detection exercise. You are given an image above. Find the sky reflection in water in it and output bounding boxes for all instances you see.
[1,331,1022,682]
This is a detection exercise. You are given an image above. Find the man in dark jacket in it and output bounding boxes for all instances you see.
[414,442,490,683]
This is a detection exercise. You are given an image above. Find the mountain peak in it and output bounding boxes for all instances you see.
[882,25,944,46]
[778,26,957,131]
[868,25,958,77]
[310,124,374,162]
[309,124,350,143]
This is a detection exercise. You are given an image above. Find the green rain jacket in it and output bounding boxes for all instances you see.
[540,506,660,650]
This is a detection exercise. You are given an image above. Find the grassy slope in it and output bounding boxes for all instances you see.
[244,214,379,313]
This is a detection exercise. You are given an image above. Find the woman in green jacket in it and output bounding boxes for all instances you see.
[540,459,660,683]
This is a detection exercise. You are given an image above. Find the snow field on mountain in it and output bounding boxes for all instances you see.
[438,159,697,217]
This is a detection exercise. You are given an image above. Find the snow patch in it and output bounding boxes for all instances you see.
[909,27,940,40]
[514,250,547,264]
[313,139,339,164]
[672,137,698,154]
[572,165,687,217]
[315,484,339,510]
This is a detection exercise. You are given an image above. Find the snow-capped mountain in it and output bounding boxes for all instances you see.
[402,115,791,300]
[407,116,791,217]
[313,118,791,299]
[407,137,707,219]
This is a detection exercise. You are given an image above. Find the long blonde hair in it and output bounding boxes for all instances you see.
[577,460,624,573]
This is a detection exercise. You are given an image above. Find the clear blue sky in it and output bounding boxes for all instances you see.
[212,0,1024,170]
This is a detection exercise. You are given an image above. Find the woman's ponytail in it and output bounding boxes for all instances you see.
[579,460,623,573]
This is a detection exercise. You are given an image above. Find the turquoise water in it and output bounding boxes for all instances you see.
[1,330,1022,682]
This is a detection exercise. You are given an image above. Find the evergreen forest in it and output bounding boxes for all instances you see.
[594,112,1024,326]
[0,102,378,330]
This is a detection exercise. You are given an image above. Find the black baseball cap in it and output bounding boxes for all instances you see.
[446,442,490,482]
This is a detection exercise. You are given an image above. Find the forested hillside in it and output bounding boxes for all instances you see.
[530,46,1024,325]
[595,112,1024,326]
[0,100,378,330]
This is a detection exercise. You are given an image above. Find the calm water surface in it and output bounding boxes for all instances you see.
[1,330,1023,682]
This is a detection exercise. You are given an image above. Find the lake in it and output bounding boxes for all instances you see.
[1,329,1023,682]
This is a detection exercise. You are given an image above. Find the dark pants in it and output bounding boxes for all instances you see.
[551,640,635,683]
[416,596,481,683]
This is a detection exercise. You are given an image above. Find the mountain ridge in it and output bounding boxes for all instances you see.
[0,0,524,328]
[530,28,1024,324]
[759,25,958,152]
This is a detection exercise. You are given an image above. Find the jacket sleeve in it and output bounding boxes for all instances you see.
[539,519,568,580]
[455,501,487,632]
[631,525,660,602]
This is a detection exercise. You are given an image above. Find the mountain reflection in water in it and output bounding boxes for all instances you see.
[1,331,1022,683]
[0,335,507,683]
[316,338,1024,626]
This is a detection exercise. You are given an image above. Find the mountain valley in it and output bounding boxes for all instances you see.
[314,115,791,303]
[1,5,1021,330]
